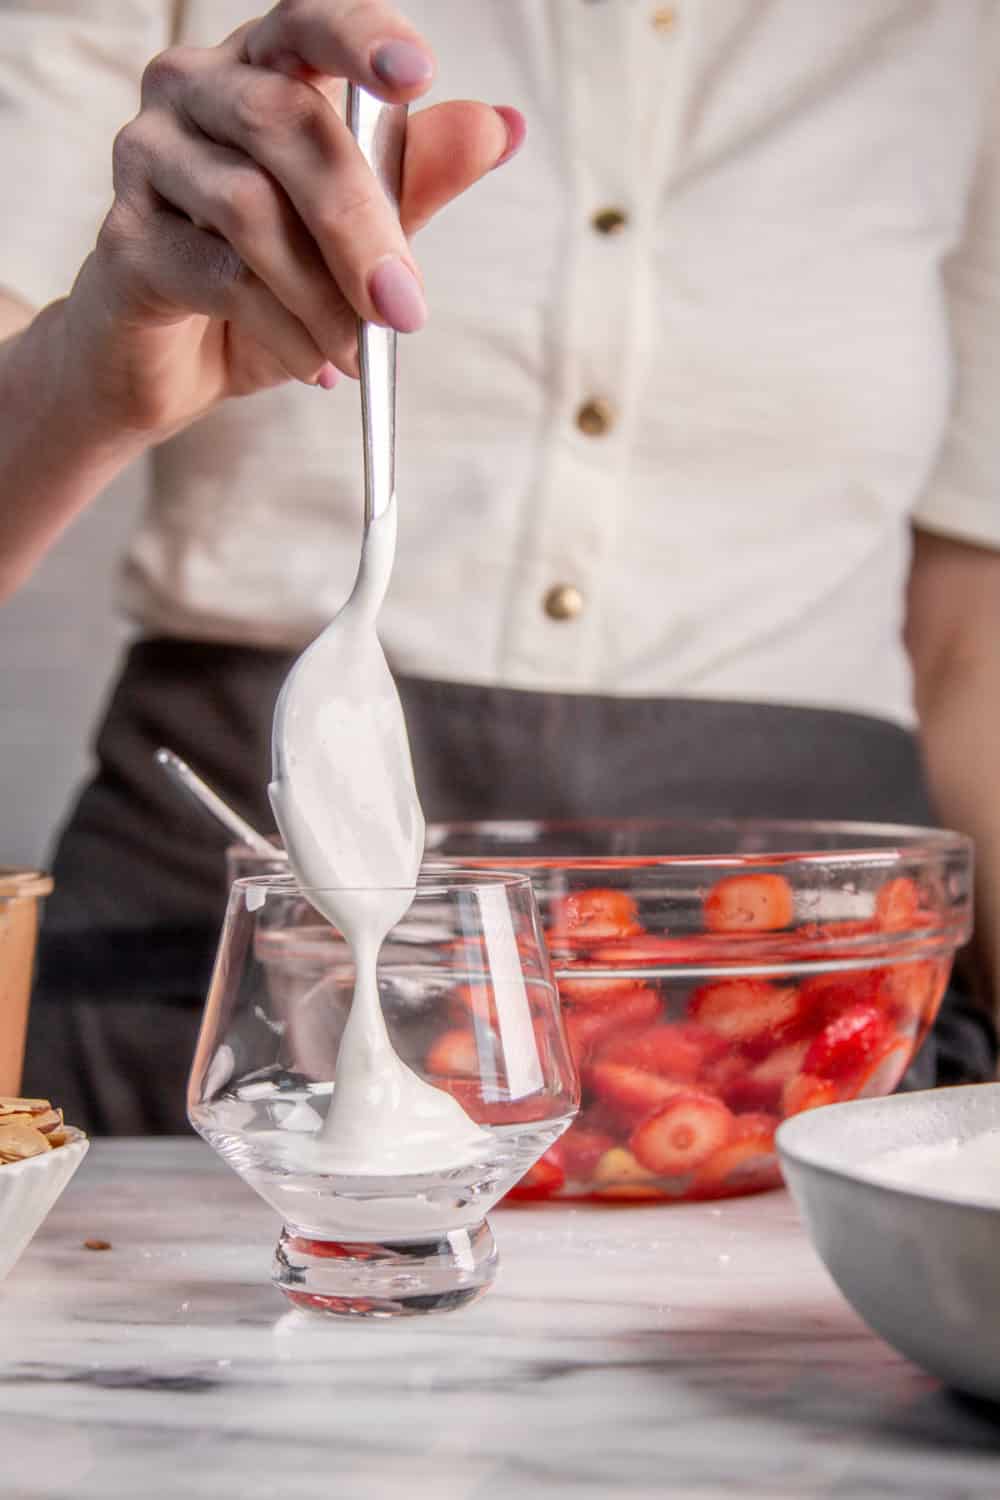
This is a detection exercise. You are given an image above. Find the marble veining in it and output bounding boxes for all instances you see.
[1,1140,998,1499]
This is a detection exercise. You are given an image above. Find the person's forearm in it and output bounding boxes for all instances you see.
[0,295,148,601]
[907,530,1000,1017]
[917,656,1000,1010]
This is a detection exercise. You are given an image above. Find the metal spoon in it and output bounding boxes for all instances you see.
[350,84,406,528]
[267,85,418,910]
[159,95,407,873]
[154,747,278,856]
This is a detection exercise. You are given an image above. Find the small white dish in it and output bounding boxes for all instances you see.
[0,1132,89,1281]
[777,1085,1000,1403]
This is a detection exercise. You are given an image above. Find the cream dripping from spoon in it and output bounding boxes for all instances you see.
[268,88,488,1175]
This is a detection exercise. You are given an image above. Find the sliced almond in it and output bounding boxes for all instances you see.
[0,1096,51,1116]
[0,1121,52,1161]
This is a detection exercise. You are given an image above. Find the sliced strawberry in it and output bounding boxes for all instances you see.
[507,1154,566,1201]
[674,1021,733,1069]
[595,1023,705,1082]
[557,974,656,1007]
[803,1003,893,1083]
[442,937,489,965]
[703,1067,770,1116]
[881,959,948,1029]
[855,1038,912,1099]
[429,1075,487,1122]
[630,1092,734,1176]
[558,1123,619,1182]
[700,1054,753,1108]
[588,934,713,966]
[558,980,660,1016]
[704,873,794,933]
[875,876,920,932]
[287,1292,380,1314]
[563,988,662,1067]
[587,1062,693,1124]
[732,1111,780,1140]
[424,1027,479,1078]
[548,887,642,946]
[749,1039,809,1085]
[287,1236,384,1261]
[449,984,497,1024]
[575,1098,625,1134]
[694,1112,780,1193]
[564,1011,603,1070]
[796,919,880,946]
[592,1146,666,1200]
[688,978,802,1051]
[715,1041,809,1113]
[783,1072,838,1116]
[435,1078,556,1127]
[796,969,886,1035]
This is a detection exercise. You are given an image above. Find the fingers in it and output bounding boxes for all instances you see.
[163,54,427,331]
[100,194,335,389]
[125,109,361,373]
[400,102,525,234]
[108,25,526,384]
[241,0,435,100]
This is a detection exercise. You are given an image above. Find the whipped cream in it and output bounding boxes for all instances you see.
[862,1129,1000,1207]
[269,496,489,1175]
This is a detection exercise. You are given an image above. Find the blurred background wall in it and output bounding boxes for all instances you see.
[0,465,146,870]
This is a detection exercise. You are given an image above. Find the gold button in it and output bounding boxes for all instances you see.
[592,206,628,236]
[543,584,584,622]
[651,5,677,32]
[576,397,615,437]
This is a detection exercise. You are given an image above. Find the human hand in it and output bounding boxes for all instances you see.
[65,0,523,440]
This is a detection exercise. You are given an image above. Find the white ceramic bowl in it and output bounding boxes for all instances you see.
[0,1132,89,1281]
[777,1085,1000,1403]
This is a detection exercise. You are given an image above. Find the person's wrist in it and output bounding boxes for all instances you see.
[54,254,185,456]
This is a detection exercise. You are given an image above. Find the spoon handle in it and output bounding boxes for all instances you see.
[347,85,408,528]
[154,747,277,856]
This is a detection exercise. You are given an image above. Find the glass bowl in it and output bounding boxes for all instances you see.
[421,819,973,1204]
[188,870,577,1316]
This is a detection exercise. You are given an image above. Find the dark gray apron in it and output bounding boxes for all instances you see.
[24,638,996,1132]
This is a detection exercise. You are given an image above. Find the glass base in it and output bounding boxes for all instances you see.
[272,1220,498,1318]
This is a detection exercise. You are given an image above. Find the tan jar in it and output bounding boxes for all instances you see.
[0,870,53,1095]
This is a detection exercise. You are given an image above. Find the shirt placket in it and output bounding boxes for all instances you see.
[500,0,689,691]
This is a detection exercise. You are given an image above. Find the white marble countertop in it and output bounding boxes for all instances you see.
[2,1140,999,1499]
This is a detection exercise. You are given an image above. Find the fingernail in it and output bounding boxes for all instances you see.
[492,106,527,169]
[369,256,427,333]
[371,40,434,89]
[317,362,339,390]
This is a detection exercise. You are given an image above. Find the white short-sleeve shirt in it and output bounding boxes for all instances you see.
[2,0,1000,725]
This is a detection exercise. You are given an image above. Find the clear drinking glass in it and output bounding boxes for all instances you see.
[188,870,578,1317]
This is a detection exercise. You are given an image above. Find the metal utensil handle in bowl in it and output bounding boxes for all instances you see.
[154,747,276,857]
[346,85,408,527]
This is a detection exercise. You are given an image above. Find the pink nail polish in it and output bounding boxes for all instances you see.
[371,40,434,90]
[317,363,339,390]
[369,257,428,334]
[492,106,527,169]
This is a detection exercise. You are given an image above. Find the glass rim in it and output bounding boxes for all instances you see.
[226,819,972,871]
[423,816,972,869]
[231,867,537,898]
